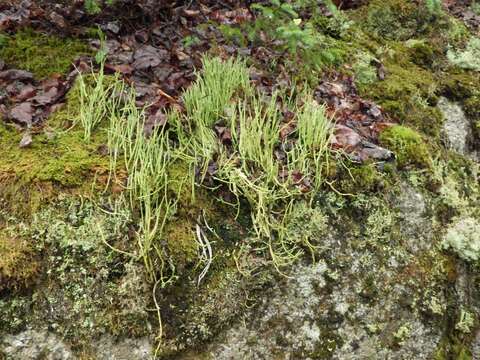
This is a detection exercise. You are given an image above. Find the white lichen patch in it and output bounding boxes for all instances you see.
[442,217,480,262]
[447,37,480,72]
[456,309,476,334]
[437,97,471,156]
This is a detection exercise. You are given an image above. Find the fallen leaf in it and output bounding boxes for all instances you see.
[16,85,36,101]
[133,45,169,70]
[19,132,32,148]
[0,69,34,81]
[33,87,59,105]
[9,102,34,125]
[144,109,167,137]
[332,124,361,151]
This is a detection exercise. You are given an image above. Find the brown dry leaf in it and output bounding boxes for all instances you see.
[33,87,59,105]
[0,69,34,81]
[332,124,362,151]
[133,45,169,70]
[9,102,34,125]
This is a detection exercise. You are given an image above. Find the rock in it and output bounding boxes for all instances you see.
[438,96,479,161]
[94,336,152,360]
[204,261,330,359]
[1,330,75,360]
[19,132,32,148]
[394,183,432,254]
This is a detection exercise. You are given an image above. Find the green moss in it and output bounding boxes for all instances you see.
[355,0,443,41]
[434,338,473,360]
[0,28,91,78]
[0,229,39,291]
[464,95,480,121]
[407,40,436,68]
[440,72,479,100]
[338,163,385,194]
[379,125,432,169]
[359,48,444,137]
[0,77,112,217]
[164,219,198,271]
[0,123,108,187]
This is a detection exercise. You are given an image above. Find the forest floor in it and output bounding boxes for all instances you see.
[1,0,480,359]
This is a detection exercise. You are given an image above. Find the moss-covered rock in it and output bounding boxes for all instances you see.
[0,197,152,350]
[0,230,39,292]
[358,44,444,137]
[355,0,444,41]
[379,125,432,168]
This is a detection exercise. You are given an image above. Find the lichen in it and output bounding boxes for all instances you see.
[379,125,432,169]
[352,51,378,86]
[442,217,480,262]
[447,37,480,72]
[455,309,476,333]
[0,197,151,350]
[0,28,91,79]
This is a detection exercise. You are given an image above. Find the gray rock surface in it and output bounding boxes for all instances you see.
[94,335,152,360]
[438,96,479,161]
[1,330,74,360]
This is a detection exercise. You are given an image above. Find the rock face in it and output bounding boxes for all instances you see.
[94,336,152,360]
[438,97,479,161]
[3,178,479,360]
[170,184,476,359]
[1,330,75,360]
[1,332,153,360]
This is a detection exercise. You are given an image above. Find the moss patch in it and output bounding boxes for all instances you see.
[338,162,386,194]
[0,230,39,292]
[0,77,111,216]
[353,0,445,41]
[0,28,91,79]
[359,51,443,137]
[164,219,198,272]
[379,125,432,169]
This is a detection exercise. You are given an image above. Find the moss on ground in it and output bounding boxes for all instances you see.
[0,77,112,216]
[379,125,432,169]
[0,28,91,78]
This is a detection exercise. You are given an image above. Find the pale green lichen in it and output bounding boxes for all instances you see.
[455,309,475,333]
[393,323,412,346]
[447,37,480,71]
[442,217,480,262]
[427,295,447,316]
[353,51,378,86]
